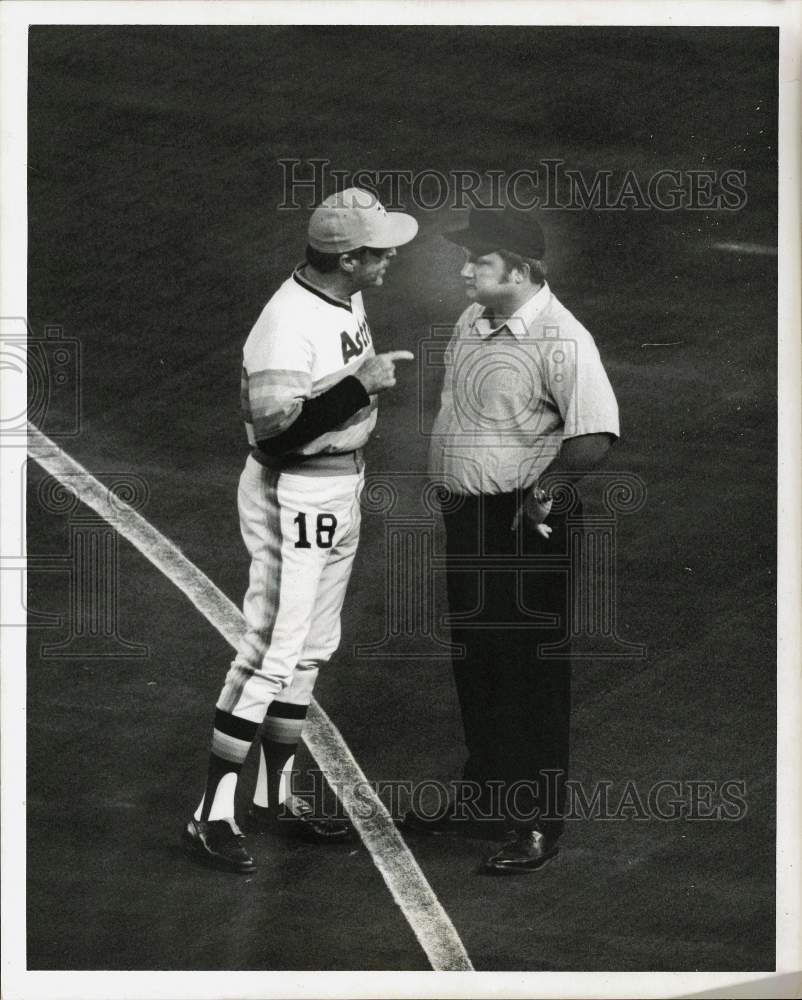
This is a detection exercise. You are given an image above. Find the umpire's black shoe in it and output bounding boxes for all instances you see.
[247,795,353,843]
[481,827,559,875]
[182,817,256,874]
[399,807,454,834]
[399,783,475,835]
[400,789,505,839]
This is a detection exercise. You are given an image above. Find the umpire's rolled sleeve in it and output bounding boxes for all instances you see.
[550,330,620,441]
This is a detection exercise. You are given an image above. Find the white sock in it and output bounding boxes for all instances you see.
[253,745,295,807]
[194,772,238,821]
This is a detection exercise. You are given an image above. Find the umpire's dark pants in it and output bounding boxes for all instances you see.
[441,489,577,838]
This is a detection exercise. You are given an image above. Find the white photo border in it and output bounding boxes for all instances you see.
[2,3,799,998]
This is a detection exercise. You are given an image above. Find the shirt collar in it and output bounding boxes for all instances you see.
[476,282,551,340]
[293,264,353,311]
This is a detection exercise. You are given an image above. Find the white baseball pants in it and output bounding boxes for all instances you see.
[217,454,363,723]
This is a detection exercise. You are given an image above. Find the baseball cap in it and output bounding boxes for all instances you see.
[308,187,419,254]
[445,205,546,258]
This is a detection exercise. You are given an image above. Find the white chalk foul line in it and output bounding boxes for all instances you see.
[26,422,474,973]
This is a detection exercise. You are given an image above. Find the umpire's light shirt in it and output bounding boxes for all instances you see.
[428,282,620,496]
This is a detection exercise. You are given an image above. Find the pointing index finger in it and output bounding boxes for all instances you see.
[384,350,415,362]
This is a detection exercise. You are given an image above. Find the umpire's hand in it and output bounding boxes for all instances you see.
[511,488,553,537]
[355,351,414,394]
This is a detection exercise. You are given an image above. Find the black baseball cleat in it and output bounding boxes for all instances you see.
[182,817,256,874]
[246,795,353,843]
[481,827,559,875]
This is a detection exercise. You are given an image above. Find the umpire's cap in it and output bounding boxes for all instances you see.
[308,187,418,254]
[445,205,546,258]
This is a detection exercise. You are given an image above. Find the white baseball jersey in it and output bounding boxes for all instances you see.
[241,266,378,463]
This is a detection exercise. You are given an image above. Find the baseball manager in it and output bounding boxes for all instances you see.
[183,188,417,873]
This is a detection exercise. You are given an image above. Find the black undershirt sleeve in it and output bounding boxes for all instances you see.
[256,375,371,456]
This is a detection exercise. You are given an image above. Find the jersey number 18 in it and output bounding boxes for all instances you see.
[293,511,338,549]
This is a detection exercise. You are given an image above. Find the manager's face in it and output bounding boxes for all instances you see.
[349,246,397,290]
[459,249,511,307]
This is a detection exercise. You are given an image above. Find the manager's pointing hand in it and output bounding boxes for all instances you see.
[355,351,415,394]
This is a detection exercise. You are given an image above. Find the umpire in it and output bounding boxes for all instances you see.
[420,205,619,874]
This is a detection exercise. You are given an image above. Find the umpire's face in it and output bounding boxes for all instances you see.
[460,249,515,308]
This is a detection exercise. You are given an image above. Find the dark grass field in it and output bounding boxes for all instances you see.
[25,25,777,973]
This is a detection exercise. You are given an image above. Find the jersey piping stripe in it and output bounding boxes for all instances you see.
[240,370,251,422]
[245,372,373,442]
[312,367,365,394]
[218,465,283,713]
[292,267,353,311]
[250,403,303,441]
[248,368,312,393]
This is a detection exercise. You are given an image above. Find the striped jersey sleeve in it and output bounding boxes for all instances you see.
[241,309,314,448]
[241,366,313,444]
